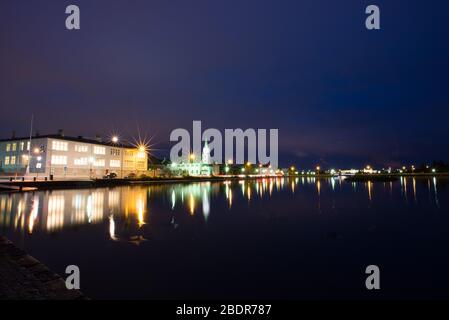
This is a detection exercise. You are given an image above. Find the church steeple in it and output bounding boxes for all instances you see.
[202,140,211,164]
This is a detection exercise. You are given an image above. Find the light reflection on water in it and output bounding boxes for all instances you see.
[1,176,448,299]
[0,177,443,237]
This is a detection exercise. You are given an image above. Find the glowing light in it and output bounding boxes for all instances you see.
[316,166,321,171]
[33,148,40,154]
[367,181,373,201]
[27,196,39,234]
[227,159,233,165]
[228,189,233,208]
[432,168,436,173]
[189,193,195,215]
[171,190,176,209]
[290,166,295,171]
[189,153,196,161]
[112,136,119,143]
[136,197,145,227]
[202,189,210,221]
[109,215,118,241]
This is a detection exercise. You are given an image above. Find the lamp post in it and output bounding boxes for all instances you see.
[112,136,123,179]
[88,157,95,180]
[33,148,41,180]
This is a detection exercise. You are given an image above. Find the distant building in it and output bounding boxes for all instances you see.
[169,141,219,176]
[0,132,148,179]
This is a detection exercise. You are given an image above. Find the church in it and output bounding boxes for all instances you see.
[169,141,219,177]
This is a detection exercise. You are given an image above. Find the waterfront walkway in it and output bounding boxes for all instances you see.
[0,237,85,300]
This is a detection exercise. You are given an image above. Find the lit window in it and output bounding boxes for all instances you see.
[94,146,106,155]
[52,140,68,151]
[12,143,17,151]
[4,156,10,165]
[36,163,42,169]
[74,157,88,166]
[110,148,120,156]
[94,159,105,167]
[6,144,11,152]
[26,141,30,151]
[20,142,25,151]
[75,145,88,153]
[10,156,16,165]
[51,155,67,165]
[110,160,121,167]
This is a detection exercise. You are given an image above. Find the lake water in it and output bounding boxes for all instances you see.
[1,177,448,299]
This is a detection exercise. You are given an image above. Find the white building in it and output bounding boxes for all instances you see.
[169,141,218,176]
[0,132,148,179]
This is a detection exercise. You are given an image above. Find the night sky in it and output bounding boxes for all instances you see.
[1,0,448,168]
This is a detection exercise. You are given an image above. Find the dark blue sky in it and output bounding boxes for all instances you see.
[1,0,448,168]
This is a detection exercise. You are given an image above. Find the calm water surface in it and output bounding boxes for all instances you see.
[1,177,448,299]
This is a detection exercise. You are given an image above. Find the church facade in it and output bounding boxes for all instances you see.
[169,141,219,177]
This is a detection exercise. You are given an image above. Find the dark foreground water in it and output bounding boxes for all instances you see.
[1,177,448,299]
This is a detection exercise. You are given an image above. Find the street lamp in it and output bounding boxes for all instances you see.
[111,137,125,178]
[31,148,42,180]
[88,157,95,179]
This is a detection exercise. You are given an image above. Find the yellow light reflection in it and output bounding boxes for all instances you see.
[28,196,39,234]
[189,193,195,215]
[367,181,373,202]
[136,196,146,228]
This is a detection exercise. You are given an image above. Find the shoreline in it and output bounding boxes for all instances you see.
[0,236,86,300]
[0,173,447,193]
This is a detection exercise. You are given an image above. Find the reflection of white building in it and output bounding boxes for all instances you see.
[170,141,218,176]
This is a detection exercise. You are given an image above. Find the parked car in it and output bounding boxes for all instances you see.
[103,172,118,179]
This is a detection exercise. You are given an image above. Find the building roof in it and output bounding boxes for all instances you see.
[0,134,137,149]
